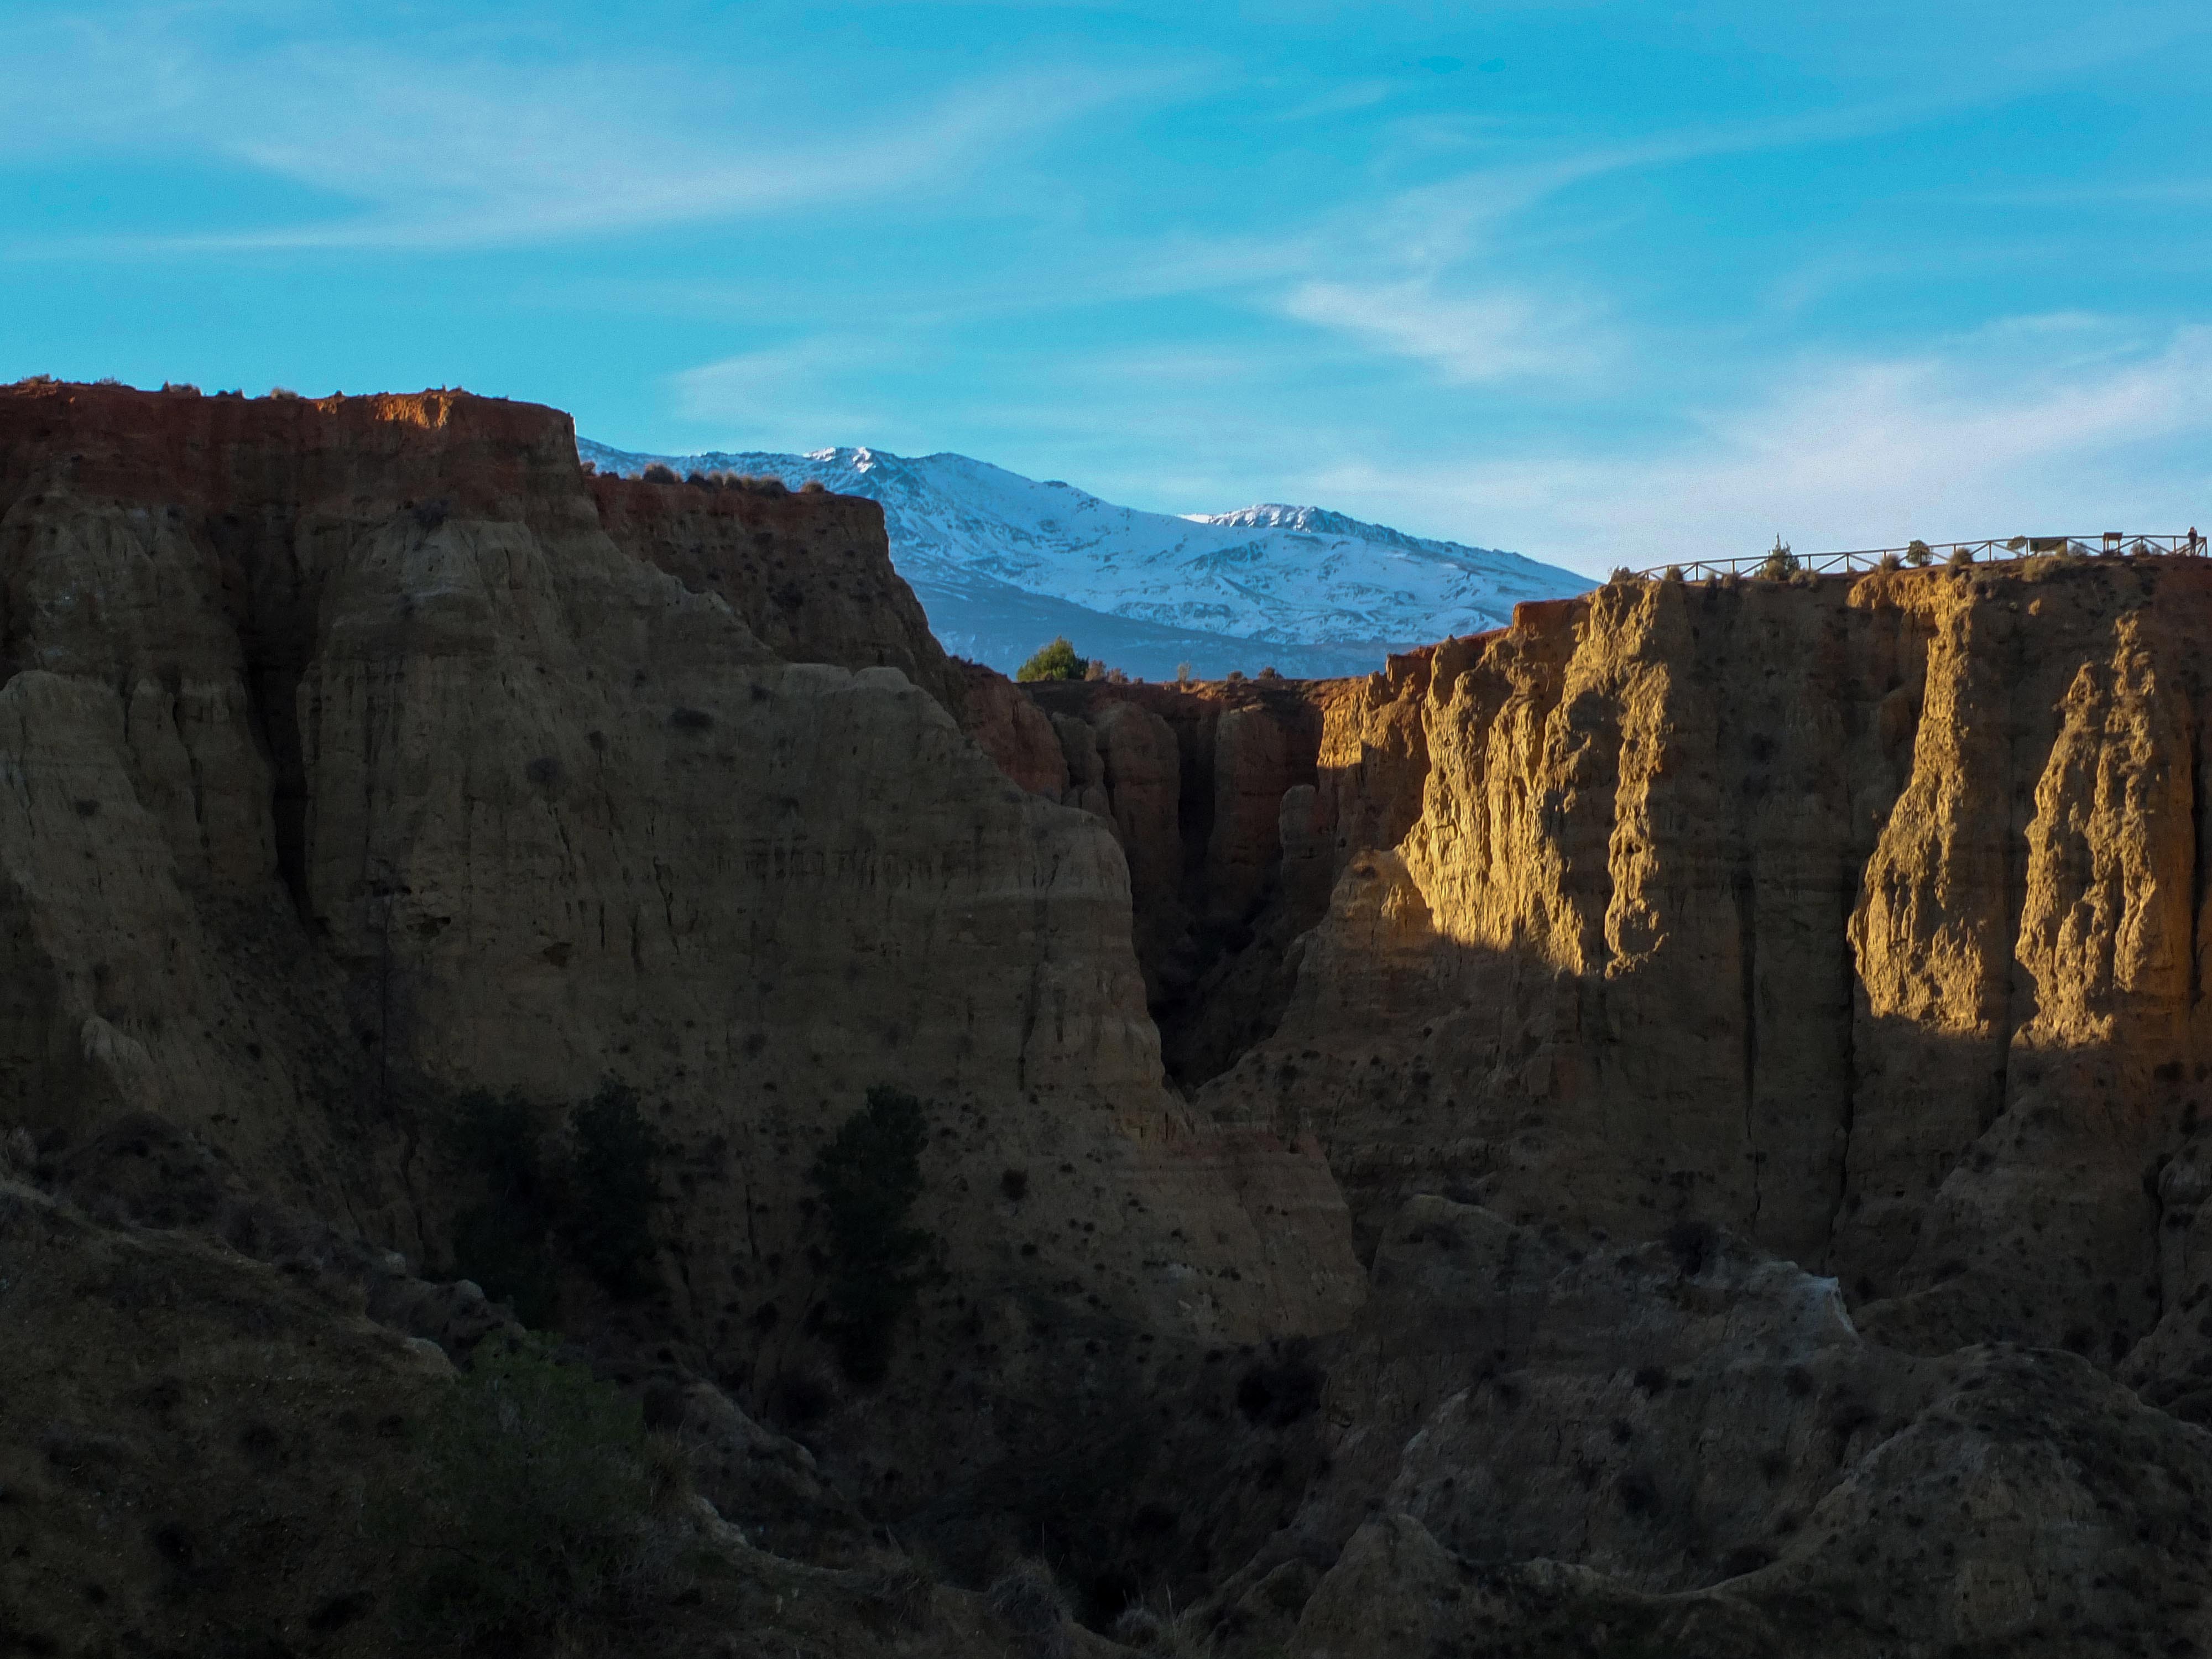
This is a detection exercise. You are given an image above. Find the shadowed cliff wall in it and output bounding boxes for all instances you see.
[0,382,1361,1523]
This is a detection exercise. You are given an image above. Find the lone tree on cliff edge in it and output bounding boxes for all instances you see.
[1015,636,1087,682]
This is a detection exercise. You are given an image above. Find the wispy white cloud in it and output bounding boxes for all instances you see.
[1280,279,1608,383]
[668,339,928,453]
[0,9,1135,252]
[1266,78,1397,123]
[1297,321,2212,571]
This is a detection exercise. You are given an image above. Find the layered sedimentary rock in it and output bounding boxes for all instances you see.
[1019,679,1332,1081]
[17,378,2212,1657]
[0,384,1360,1516]
[1207,562,2212,1375]
[587,471,969,712]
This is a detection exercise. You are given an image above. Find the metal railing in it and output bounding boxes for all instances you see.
[1630,531,2206,583]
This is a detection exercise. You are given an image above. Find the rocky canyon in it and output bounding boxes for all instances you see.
[4,380,2211,1657]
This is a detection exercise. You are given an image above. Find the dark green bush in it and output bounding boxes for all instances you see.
[445,1083,665,1326]
[371,1334,686,1645]
[562,1083,662,1299]
[448,1093,562,1327]
[809,1086,934,1384]
[1015,637,1087,682]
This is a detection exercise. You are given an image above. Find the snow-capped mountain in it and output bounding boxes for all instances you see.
[578,439,1589,680]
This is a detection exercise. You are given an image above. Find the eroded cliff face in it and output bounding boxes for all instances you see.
[586,472,969,713]
[1207,562,2212,1373]
[1013,679,1337,1083]
[0,384,1360,1522]
[16,379,2212,1658]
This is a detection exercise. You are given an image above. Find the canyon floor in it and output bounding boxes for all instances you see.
[4,380,2211,1657]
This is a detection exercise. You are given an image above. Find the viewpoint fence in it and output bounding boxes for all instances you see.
[1631,530,2206,583]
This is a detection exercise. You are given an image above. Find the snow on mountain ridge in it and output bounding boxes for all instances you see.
[577,437,1590,678]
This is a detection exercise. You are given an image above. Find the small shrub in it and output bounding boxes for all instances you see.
[369,1335,686,1645]
[862,1559,936,1631]
[1609,565,1637,585]
[1905,539,1932,567]
[269,386,301,399]
[447,1093,562,1327]
[1948,546,1975,570]
[1664,1216,1715,1277]
[799,478,828,494]
[771,1368,834,1428]
[1226,669,1244,682]
[559,1083,664,1300]
[1235,1345,1325,1427]
[1662,565,1684,582]
[1756,538,1799,580]
[684,469,712,488]
[1016,637,1088,683]
[1721,1542,1776,1577]
[445,1082,666,1323]
[641,463,680,484]
[1258,665,1280,679]
[987,1561,1071,1659]
[809,1087,935,1384]
[1175,662,1194,686]
[1877,551,1902,572]
[1113,1599,1215,1655]
[1084,659,1107,681]
[161,382,201,396]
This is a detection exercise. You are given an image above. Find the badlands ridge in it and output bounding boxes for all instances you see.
[3,382,2211,1656]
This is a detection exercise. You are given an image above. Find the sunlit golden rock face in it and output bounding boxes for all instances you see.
[1206,558,2212,1362]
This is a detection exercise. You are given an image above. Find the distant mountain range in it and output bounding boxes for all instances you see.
[578,440,1591,680]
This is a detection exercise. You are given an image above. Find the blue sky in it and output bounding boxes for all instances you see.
[4,1,2208,575]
